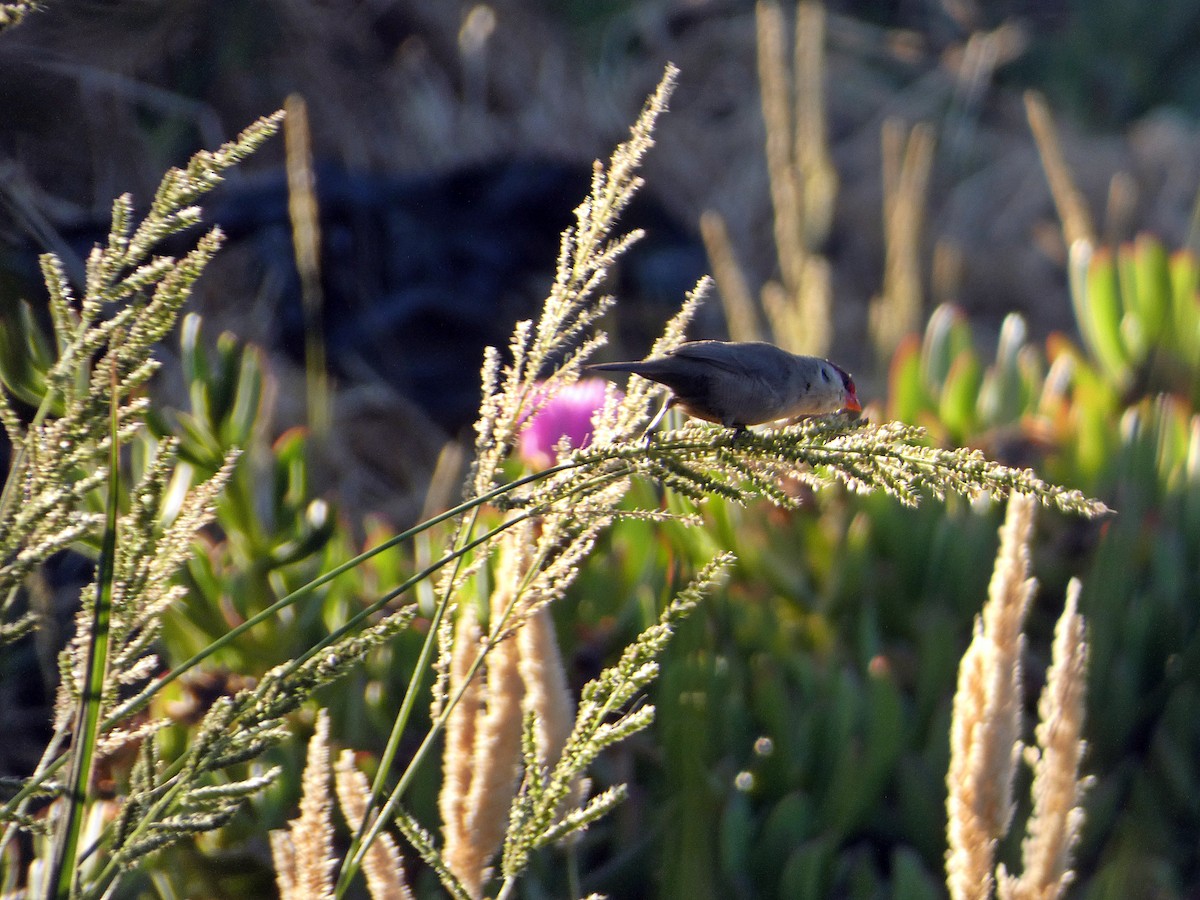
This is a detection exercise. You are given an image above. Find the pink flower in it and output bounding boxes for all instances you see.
[518,378,616,470]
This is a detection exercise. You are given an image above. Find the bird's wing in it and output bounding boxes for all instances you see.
[666,341,786,380]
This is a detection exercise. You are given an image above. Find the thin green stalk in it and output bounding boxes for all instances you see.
[336,498,558,895]
[335,466,638,896]
[333,505,486,898]
[106,459,578,723]
[46,360,121,900]
[284,471,645,683]
[338,643,478,893]
[368,506,482,780]
[85,757,203,896]
[148,870,182,900]
[287,510,520,681]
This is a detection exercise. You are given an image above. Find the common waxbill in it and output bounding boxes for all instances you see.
[589,340,861,429]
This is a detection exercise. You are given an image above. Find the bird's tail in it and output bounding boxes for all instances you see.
[587,361,650,374]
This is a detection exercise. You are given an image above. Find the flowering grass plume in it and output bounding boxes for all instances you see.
[998,579,1092,900]
[468,66,681,501]
[0,111,285,634]
[1,107,420,898]
[500,554,734,882]
[947,498,1093,900]
[273,711,416,900]
[440,531,527,898]
[501,416,1107,522]
[946,494,1038,900]
[335,751,414,900]
[0,111,290,897]
[271,711,336,900]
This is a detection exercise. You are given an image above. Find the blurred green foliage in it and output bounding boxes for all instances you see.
[1070,236,1200,406]
[1004,0,1200,127]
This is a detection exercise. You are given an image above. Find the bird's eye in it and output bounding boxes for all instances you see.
[829,363,855,392]
[820,366,831,383]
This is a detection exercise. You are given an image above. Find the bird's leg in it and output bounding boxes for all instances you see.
[640,396,675,440]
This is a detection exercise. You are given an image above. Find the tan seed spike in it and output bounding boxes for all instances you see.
[440,602,484,892]
[946,494,1037,900]
[271,710,335,900]
[335,750,414,900]
[1000,578,1092,900]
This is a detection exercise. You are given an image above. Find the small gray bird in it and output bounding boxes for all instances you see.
[589,340,861,430]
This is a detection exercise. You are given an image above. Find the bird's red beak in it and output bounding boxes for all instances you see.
[842,377,862,414]
[831,364,862,416]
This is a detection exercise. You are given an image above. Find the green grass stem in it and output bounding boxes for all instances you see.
[46,360,121,899]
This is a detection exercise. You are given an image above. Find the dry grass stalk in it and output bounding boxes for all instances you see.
[792,1,837,250]
[753,0,833,356]
[1025,92,1096,248]
[518,606,574,768]
[756,0,803,293]
[946,494,1037,900]
[697,4,837,353]
[932,239,965,310]
[283,92,330,437]
[870,119,935,361]
[462,537,527,885]
[1103,171,1137,248]
[998,578,1092,900]
[335,750,414,900]
[943,25,1025,166]
[764,255,832,356]
[271,710,336,900]
[699,209,762,343]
